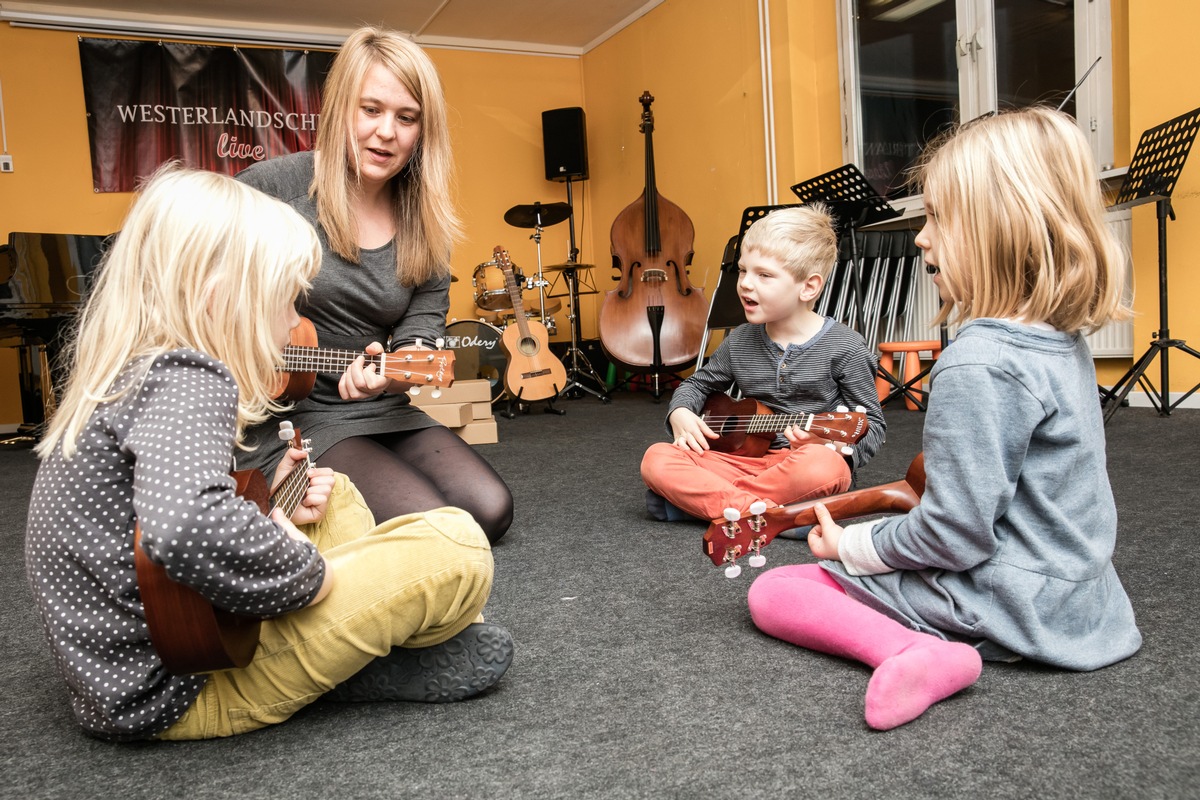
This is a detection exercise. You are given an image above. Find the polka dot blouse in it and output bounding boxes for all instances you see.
[25,350,325,740]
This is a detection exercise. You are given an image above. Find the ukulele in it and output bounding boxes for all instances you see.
[494,245,567,402]
[703,453,926,577]
[274,317,456,402]
[134,423,314,675]
[700,392,869,457]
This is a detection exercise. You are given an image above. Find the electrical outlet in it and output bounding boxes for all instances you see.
[0,156,13,173]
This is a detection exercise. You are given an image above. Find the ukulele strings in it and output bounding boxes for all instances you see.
[270,456,311,518]
[280,346,438,373]
[703,412,816,433]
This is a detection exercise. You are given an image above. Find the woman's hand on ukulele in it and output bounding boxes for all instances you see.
[338,341,392,400]
[668,407,717,453]
[807,502,844,561]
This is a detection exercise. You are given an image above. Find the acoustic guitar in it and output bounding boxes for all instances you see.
[702,453,926,577]
[494,245,567,402]
[700,392,869,457]
[274,318,456,402]
[134,424,313,674]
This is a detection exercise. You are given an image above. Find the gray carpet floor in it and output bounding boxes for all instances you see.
[1,391,1197,799]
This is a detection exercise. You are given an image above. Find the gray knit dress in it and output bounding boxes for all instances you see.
[235,151,448,473]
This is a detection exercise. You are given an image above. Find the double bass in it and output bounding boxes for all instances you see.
[599,92,707,379]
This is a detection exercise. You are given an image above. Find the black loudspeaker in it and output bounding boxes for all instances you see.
[542,107,589,182]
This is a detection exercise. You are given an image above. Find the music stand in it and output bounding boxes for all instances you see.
[1102,106,1200,422]
[791,164,900,334]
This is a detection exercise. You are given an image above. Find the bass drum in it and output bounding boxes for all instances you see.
[444,320,506,401]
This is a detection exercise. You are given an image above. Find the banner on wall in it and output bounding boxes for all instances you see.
[79,38,336,193]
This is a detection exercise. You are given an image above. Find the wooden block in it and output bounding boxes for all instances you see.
[409,379,492,406]
[454,418,498,445]
[417,401,472,428]
[471,401,494,421]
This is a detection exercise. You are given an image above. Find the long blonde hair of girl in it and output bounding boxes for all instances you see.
[312,26,462,286]
[918,106,1130,334]
[37,165,321,460]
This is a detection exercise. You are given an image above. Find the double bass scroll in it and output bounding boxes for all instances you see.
[599,91,707,379]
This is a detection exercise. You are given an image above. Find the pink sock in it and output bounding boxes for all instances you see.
[748,565,982,730]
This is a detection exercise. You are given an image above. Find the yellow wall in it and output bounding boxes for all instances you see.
[1122,0,1200,401]
[4,0,1191,423]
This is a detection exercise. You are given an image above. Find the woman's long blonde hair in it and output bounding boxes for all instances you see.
[917,106,1129,333]
[312,26,461,285]
[37,165,321,459]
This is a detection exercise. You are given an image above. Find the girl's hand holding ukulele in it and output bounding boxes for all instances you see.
[271,447,336,528]
[807,502,843,561]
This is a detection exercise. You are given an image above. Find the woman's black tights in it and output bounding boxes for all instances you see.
[317,426,513,543]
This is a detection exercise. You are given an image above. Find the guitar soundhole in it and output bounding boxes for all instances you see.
[519,336,539,357]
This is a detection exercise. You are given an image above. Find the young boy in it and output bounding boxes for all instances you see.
[640,204,886,522]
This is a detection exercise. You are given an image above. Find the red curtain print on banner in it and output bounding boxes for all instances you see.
[79,38,334,193]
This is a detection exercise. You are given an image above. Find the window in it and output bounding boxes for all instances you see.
[836,0,1114,199]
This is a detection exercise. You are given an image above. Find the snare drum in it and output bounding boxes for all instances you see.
[472,260,512,311]
[444,319,507,400]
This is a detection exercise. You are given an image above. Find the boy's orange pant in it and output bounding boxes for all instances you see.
[640,442,852,521]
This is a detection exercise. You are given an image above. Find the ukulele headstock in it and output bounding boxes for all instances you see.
[401,337,454,399]
[702,501,794,578]
[810,407,869,448]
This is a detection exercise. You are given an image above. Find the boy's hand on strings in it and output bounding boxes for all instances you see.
[339,341,392,400]
[668,407,717,453]
[807,502,844,561]
[782,424,822,449]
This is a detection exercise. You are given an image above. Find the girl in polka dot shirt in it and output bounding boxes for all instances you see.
[26,166,508,740]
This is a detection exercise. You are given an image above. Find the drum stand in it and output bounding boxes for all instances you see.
[553,177,610,402]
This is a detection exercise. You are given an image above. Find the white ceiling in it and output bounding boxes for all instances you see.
[0,0,666,54]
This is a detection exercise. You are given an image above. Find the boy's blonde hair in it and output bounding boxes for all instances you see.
[37,165,321,459]
[313,25,461,286]
[917,106,1129,333]
[739,204,839,282]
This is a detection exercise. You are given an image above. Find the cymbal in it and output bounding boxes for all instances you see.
[542,262,595,273]
[503,201,571,228]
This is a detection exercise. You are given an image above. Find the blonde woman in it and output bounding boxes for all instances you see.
[237,26,513,543]
[25,166,511,741]
[748,107,1140,730]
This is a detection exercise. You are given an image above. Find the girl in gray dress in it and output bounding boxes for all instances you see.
[237,26,513,543]
[747,107,1141,731]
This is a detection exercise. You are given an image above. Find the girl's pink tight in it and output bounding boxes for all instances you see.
[747,564,982,730]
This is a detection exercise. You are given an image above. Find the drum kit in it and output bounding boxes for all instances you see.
[447,200,610,404]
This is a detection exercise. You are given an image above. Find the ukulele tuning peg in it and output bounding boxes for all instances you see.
[435,337,445,349]
[409,386,421,396]
[840,445,855,456]
[431,388,442,399]
[749,501,767,516]
[723,507,740,522]
[414,338,424,349]
[854,405,866,412]
[277,421,294,440]
[748,554,766,568]
[724,563,742,579]
[824,442,837,451]
[836,405,849,413]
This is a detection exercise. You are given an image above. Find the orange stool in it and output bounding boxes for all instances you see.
[876,340,942,411]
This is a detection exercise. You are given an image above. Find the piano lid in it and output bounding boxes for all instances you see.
[1,232,111,308]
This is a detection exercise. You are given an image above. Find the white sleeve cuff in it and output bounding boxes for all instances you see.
[838,520,895,576]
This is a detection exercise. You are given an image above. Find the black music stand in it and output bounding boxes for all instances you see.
[791,165,900,334]
[1102,106,1200,422]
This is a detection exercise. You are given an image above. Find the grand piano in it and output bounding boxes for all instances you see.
[1,232,111,440]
